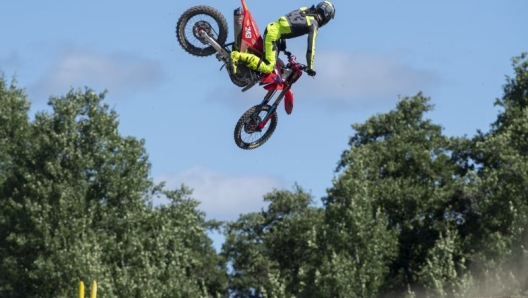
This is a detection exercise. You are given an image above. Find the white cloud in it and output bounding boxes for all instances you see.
[296,50,441,102]
[32,48,165,96]
[155,166,284,221]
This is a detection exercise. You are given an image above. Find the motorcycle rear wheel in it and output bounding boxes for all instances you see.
[228,63,252,87]
[234,104,278,150]
[176,6,229,57]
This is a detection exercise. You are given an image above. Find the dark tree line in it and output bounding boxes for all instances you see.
[1,53,527,297]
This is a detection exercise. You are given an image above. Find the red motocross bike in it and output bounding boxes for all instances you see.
[176,0,310,150]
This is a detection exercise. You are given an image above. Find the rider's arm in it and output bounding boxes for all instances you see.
[306,19,318,70]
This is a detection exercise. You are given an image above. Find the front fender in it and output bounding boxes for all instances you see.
[284,89,294,115]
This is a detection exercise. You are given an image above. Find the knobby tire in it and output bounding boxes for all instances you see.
[176,6,229,57]
[234,105,278,150]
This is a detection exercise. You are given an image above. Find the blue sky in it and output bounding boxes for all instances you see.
[2,1,526,247]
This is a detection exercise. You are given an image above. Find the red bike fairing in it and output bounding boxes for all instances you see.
[239,1,263,53]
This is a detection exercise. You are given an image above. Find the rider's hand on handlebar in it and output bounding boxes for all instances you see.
[306,68,316,77]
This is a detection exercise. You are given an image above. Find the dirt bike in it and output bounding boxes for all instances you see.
[176,0,310,150]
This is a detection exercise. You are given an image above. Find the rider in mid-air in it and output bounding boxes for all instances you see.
[230,1,335,77]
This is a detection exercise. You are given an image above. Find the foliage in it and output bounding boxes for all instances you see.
[334,93,469,296]
[317,152,398,298]
[228,53,528,298]
[2,52,528,297]
[221,186,323,298]
[460,52,528,296]
[0,82,226,297]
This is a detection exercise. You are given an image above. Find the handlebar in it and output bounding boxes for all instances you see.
[282,50,309,72]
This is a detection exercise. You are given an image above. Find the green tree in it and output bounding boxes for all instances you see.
[417,228,474,298]
[334,93,469,296]
[0,82,225,297]
[459,53,528,296]
[222,186,323,298]
[0,75,30,187]
[0,75,33,295]
[315,151,398,298]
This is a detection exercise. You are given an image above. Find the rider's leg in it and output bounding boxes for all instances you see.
[260,23,280,72]
[231,22,280,74]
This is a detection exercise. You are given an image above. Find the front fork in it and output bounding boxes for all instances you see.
[256,86,291,129]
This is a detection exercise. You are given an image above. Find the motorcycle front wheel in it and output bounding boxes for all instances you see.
[176,6,229,57]
[234,104,278,150]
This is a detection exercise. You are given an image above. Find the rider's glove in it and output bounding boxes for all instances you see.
[306,68,316,77]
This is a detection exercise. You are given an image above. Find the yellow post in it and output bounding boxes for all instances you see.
[79,281,85,298]
[90,280,97,298]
